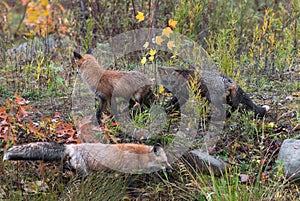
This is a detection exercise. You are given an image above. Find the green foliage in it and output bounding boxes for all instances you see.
[61,172,127,201]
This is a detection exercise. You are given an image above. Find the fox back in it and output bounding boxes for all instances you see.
[67,143,171,173]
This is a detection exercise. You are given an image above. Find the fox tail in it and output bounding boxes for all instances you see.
[235,87,269,117]
[3,142,67,162]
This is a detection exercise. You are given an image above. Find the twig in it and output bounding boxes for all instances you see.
[13,2,29,38]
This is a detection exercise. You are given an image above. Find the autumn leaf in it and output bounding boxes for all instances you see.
[168,18,178,28]
[155,36,163,45]
[141,57,147,65]
[167,40,175,50]
[135,11,145,23]
[0,106,7,120]
[27,120,42,135]
[55,122,76,138]
[14,93,30,105]
[16,105,32,121]
[162,27,173,38]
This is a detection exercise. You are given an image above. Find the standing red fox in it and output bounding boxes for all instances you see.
[73,50,154,123]
[3,142,172,174]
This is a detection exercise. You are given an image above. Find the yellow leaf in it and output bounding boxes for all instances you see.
[158,85,165,93]
[135,11,145,23]
[155,36,163,45]
[141,57,147,65]
[162,27,173,38]
[143,42,149,49]
[167,40,175,50]
[149,55,154,62]
[168,18,178,28]
[149,49,157,56]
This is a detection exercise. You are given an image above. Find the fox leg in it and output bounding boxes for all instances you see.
[96,98,107,124]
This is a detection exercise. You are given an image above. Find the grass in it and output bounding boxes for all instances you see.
[0,0,299,200]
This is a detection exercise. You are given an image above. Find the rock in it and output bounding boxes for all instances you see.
[278,139,300,179]
[184,149,229,176]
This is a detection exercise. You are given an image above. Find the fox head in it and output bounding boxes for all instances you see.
[73,49,96,73]
[151,143,172,172]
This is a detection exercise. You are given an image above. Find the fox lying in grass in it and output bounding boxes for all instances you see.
[3,142,172,174]
[73,50,155,123]
[158,67,269,118]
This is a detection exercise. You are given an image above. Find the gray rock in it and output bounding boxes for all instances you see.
[278,139,300,179]
[184,149,229,176]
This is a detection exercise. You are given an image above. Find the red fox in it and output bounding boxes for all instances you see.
[73,50,154,123]
[3,142,172,174]
[158,67,269,118]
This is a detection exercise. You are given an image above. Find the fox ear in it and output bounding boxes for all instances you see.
[73,51,82,60]
[153,143,162,154]
[86,49,92,54]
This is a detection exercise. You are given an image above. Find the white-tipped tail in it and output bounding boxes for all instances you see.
[262,105,270,112]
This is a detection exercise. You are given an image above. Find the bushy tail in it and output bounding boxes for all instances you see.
[235,87,267,117]
[3,142,67,162]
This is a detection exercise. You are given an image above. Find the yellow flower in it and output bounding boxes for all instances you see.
[149,49,157,56]
[149,55,155,62]
[141,57,147,65]
[162,27,173,38]
[168,18,178,28]
[158,85,165,93]
[155,36,163,45]
[135,11,145,23]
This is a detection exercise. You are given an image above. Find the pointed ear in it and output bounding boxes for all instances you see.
[153,143,162,154]
[73,51,82,60]
[86,49,92,54]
